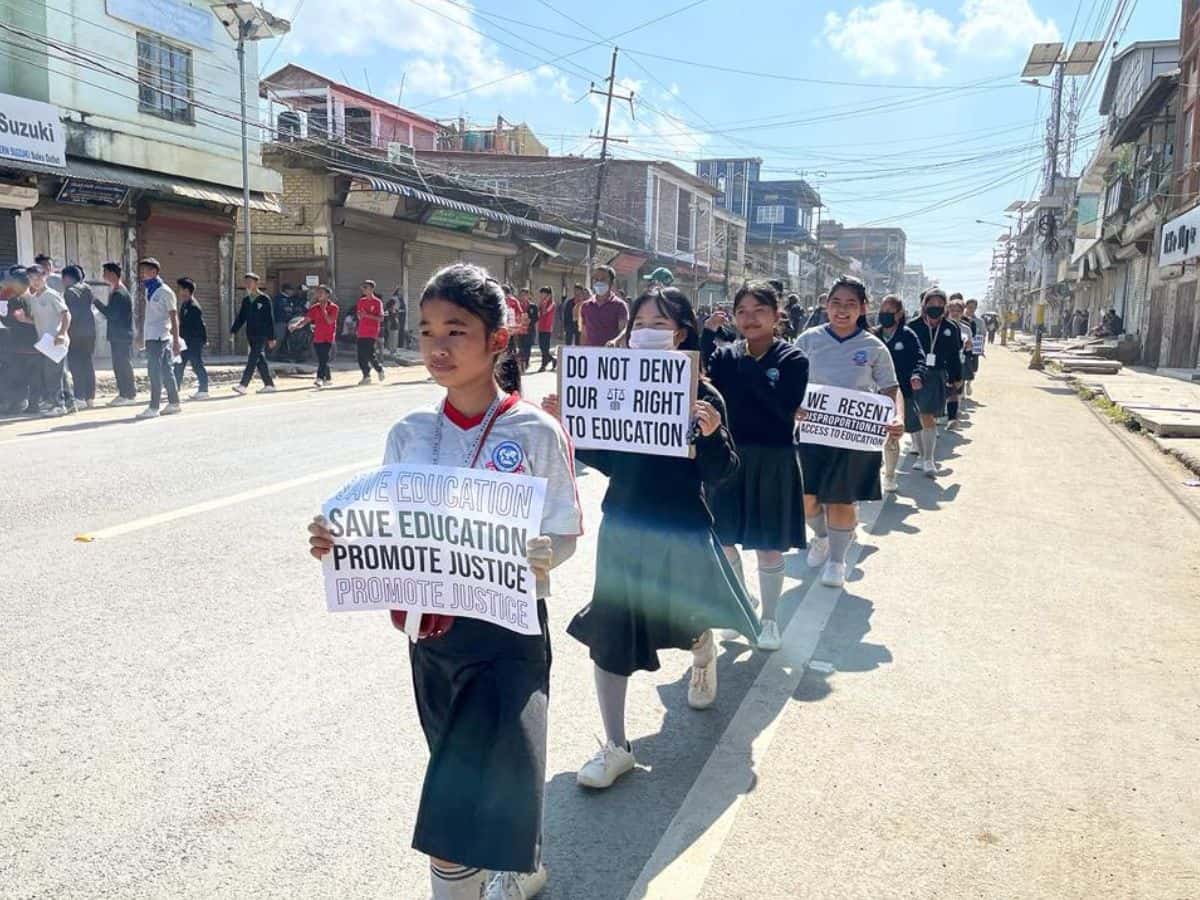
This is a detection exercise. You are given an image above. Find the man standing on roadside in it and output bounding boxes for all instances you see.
[134,257,181,419]
[354,279,385,385]
[96,262,136,406]
[28,263,71,416]
[230,272,276,395]
[175,278,210,400]
[580,264,628,347]
[0,266,40,415]
[62,265,97,409]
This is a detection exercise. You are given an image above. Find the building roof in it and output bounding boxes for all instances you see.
[414,151,719,194]
[260,64,441,129]
[1099,40,1180,115]
[1111,72,1180,145]
[751,178,821,208]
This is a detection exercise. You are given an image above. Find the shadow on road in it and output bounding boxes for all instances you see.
[795,591,891,704]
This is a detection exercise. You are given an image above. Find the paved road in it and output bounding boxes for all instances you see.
[2,351,1197,899]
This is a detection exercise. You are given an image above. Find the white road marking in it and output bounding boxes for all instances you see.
[626,497,888,900]
[74,459,376,542]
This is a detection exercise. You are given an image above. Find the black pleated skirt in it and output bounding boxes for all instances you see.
[914,369,948,418]
[409,603,551,873]
[798,442,883,505]
[568,518,761,677]
[709,443,807,551]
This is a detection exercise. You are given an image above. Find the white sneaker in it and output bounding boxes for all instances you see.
[257,385,277,394]
[882,473,899,493]
[376,369,386,383]
[965,381,973,397]
[84,399,95,409]
[358,376,372,386]
[43,405,66,418]
[821,560,847,588]
[757,619,782,652]
[231,384,248,395]
[576,739,636,789]
[136,406,160,419]
[907,441,920,455]
[107,396,135,407]
[486,865,548,900]
[688,639,718,709]
[312,379,323,390]
[161,403,181,415]
[806,536,830,568]
[189,391,209,401]
[925,461,939,479]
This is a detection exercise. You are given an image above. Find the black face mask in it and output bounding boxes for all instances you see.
[926,306,945,320]
[877,311,897,328]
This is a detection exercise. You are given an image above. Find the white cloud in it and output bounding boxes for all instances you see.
[823,0,1060,79]
[262,0,540,101]
[589,76,712,162]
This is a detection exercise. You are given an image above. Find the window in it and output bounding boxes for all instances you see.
[756,205,785,225]
[137,33,194,124]
[677,187,693,252]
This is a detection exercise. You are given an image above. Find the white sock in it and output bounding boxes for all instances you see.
[757,562,786,621]
[922,427,937,463]
[810,510,828,540]
[828,526,854,564]
[883,438,900,478]
[594,665,629,749]
[430,862,487,899]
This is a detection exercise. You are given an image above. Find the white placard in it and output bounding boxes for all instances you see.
[0,300,8,316]
[1159,206,1200,268]
[558,346,699,458]
[105,0,213,48]
[797,383,895,452]
[0,92,65,169]
[972,335,985,355]
[321,464,547,636]
[34,332,68,362]
[305,275,319,287]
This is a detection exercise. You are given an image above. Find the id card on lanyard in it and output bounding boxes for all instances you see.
[920,324,937,368]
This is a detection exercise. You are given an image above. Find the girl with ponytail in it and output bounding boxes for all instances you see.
[307,263,582,900]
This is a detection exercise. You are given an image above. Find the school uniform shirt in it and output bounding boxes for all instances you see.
[383,394,583,562]
[795,325,898,394]
[356,296,383,340]
[141,279,177,343]
[231,291,273,341]
[94,286,133,344]
[907,317,965,383]
[30,287,69,344]
[179,300,207,349]
[64,284,96,341]
[702,333,809,447]
[873,325,927,395]
[305,302,339,344]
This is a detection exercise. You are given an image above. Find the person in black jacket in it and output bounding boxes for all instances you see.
[230,273,276,395]
[1,266,39,414]
[96,262,136,406]
[62,265,96,408]
[175,278,210,399]
[906,287,964,476]
[872,294,926,492]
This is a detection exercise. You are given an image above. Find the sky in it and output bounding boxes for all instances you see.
[256,0,1173,298]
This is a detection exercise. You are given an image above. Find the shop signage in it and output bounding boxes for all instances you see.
[57,179,129,207]
[106,0,213,48]
[0,92,65,169]
[1159,206,1200,268]
[427,208,479,231]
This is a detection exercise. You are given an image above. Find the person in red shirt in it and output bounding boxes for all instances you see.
[292,284,339,388]
[355,279,386,384]
[536,285,557,372]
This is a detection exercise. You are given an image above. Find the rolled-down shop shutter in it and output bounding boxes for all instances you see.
[0,211,18,263]
[139,217,222,334]
[406,241,466,332]
[333,226,406,312]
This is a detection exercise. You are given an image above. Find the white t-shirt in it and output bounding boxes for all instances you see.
[30,287,68,344]
[795,325,898,393]
[143,282,177,342]
[384,396,584,544]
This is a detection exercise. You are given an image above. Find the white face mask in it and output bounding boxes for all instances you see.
[628,327,677,350]
[593,282,610,296]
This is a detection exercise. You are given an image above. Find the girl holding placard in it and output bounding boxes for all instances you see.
[872,294,927,493]
[543,286,759,791]
[703,281,810,652]
[308,264,582,900]
[794,276,904,588]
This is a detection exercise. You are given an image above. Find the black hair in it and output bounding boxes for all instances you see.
[622,285,701,352]
[34,253,51,265]
[539,285,552,295]
[102,262,121,277]
[733,279,780,311]
[421,263,521,394]
[921,287,947,304]
[176,277,196,294]
[766,278,785,295]
[61,264,85,283]
[785,293,799,306]
[827,274,868,306]
[592,264,616,282]
[948,291,963,301]
[876,293,907,328]
[573,282,585,291]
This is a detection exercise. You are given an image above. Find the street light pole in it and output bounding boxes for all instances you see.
[236,24,252,273]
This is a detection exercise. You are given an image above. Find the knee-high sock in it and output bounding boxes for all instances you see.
[922,427,937,463]
[430,863,488,899]
[828,526,854,564]
[809,510,828,540]
[947,399,959,421]
[883,437,900,477]
[594,665,629,749]
[758,561,786,621]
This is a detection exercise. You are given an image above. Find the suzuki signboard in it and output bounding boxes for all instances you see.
[1159,206,1200,268]
[0,93,65,169]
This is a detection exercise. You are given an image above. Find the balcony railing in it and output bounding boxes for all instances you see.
[1132,142,1173,205]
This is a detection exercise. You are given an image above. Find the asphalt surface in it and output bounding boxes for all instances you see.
[2,351,1198,899]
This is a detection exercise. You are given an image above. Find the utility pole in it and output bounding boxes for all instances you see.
[722,220,732,293]
[1002,235,1013,347]
[811,202,823,303]
[586,47,633,279]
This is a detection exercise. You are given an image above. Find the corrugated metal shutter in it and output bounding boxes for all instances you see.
[139,221,221,332]
[407,241,465,325]
[334,226,406,310]
[0,211,18,263]
[461,250,506,281]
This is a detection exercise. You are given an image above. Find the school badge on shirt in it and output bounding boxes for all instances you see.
[852,350,869,366]
[765,367,780,386]
[487,440,526,473]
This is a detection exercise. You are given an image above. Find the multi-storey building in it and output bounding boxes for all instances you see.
[818,220,907,296]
